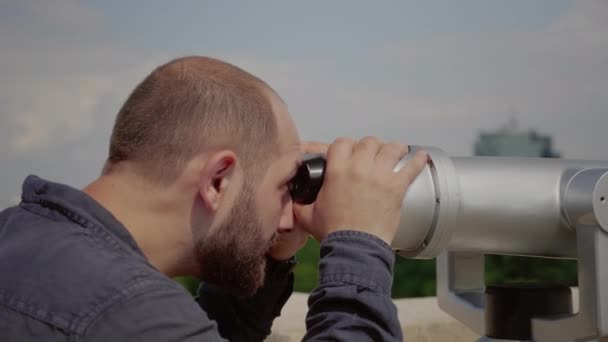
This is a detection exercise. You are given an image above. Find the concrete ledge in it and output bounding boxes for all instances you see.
[268,288,580,341]
[267,293,478,341]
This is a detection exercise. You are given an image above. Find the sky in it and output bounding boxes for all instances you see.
[1,0,607,208]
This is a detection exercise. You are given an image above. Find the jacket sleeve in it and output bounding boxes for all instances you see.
[303,230,403,341]
[196,256,295,341]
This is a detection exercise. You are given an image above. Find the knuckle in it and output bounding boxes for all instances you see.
[333,137,354,147]
[382,143,399,155]
[383,142,401,154]
[360,135,378,143]
[327,137,354,162]
[359,136,381,147]
[379,141,405,157]
[392,142,409,155]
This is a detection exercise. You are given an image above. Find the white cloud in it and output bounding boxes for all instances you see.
[0,0,169,206]
[1,0,606,178]
[0,0,163,153]
[6,76,108,151]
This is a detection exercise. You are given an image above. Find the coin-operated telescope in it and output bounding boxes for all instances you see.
[290,147,608,341]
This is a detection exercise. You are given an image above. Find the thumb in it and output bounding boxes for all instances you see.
[293,202,315,235]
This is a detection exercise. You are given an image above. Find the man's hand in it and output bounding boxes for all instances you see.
[294,137,428,246]
[267,227,308,261]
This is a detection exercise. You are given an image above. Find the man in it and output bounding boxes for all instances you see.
[0,56,428,341]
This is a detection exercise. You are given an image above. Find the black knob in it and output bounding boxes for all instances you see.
[289,154,326,205]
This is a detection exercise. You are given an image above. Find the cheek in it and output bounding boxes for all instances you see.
[256,191,286,232]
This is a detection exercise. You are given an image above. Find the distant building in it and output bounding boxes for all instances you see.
[474,118,560,158]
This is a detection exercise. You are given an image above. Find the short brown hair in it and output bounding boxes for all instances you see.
[105,56,279,185]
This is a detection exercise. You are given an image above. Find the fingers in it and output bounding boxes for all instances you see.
[302,135,428,246]
[326,137,355,173]
[375,142,409,172]
[352,136,383,166]
[396,150,429,187]
[267,226,310,261]
[290,225,310,245]
[293,201,314,229]
[278,225,309,243]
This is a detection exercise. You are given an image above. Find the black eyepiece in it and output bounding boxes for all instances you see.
[289,154,326,205]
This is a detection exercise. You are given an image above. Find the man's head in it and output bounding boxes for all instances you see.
[103,56,302,296]
[106,56,280,183]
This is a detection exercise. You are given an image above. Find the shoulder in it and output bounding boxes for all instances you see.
[82,280,225,341]
[0,204,190,336]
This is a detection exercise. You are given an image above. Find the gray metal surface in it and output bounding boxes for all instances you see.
[563,168,608,230]
[393,146,460,256]
[532,170,608,341]
[436,251,485,336]
[391,147,608,341]
[392,149,608,258]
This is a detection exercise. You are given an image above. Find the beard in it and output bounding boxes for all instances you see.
[196,180,277,297]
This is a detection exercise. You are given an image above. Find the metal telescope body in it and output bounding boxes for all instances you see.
[392,147,608,341]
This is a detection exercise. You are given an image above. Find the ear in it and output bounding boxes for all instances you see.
[198,150,239,212]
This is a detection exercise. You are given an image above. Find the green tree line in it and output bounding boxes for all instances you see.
[175,238,578,298]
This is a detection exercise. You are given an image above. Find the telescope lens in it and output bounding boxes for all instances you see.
[289,154,326,205]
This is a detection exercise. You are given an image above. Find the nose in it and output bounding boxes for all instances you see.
[277,198,295,233]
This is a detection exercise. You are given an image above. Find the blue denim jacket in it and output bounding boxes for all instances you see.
[0,175,402,341]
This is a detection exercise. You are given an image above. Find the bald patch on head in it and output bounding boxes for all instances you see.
[105,56,280,185]
[268,90,299,153]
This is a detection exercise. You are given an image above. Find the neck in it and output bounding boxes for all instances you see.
[83,169,200,278]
